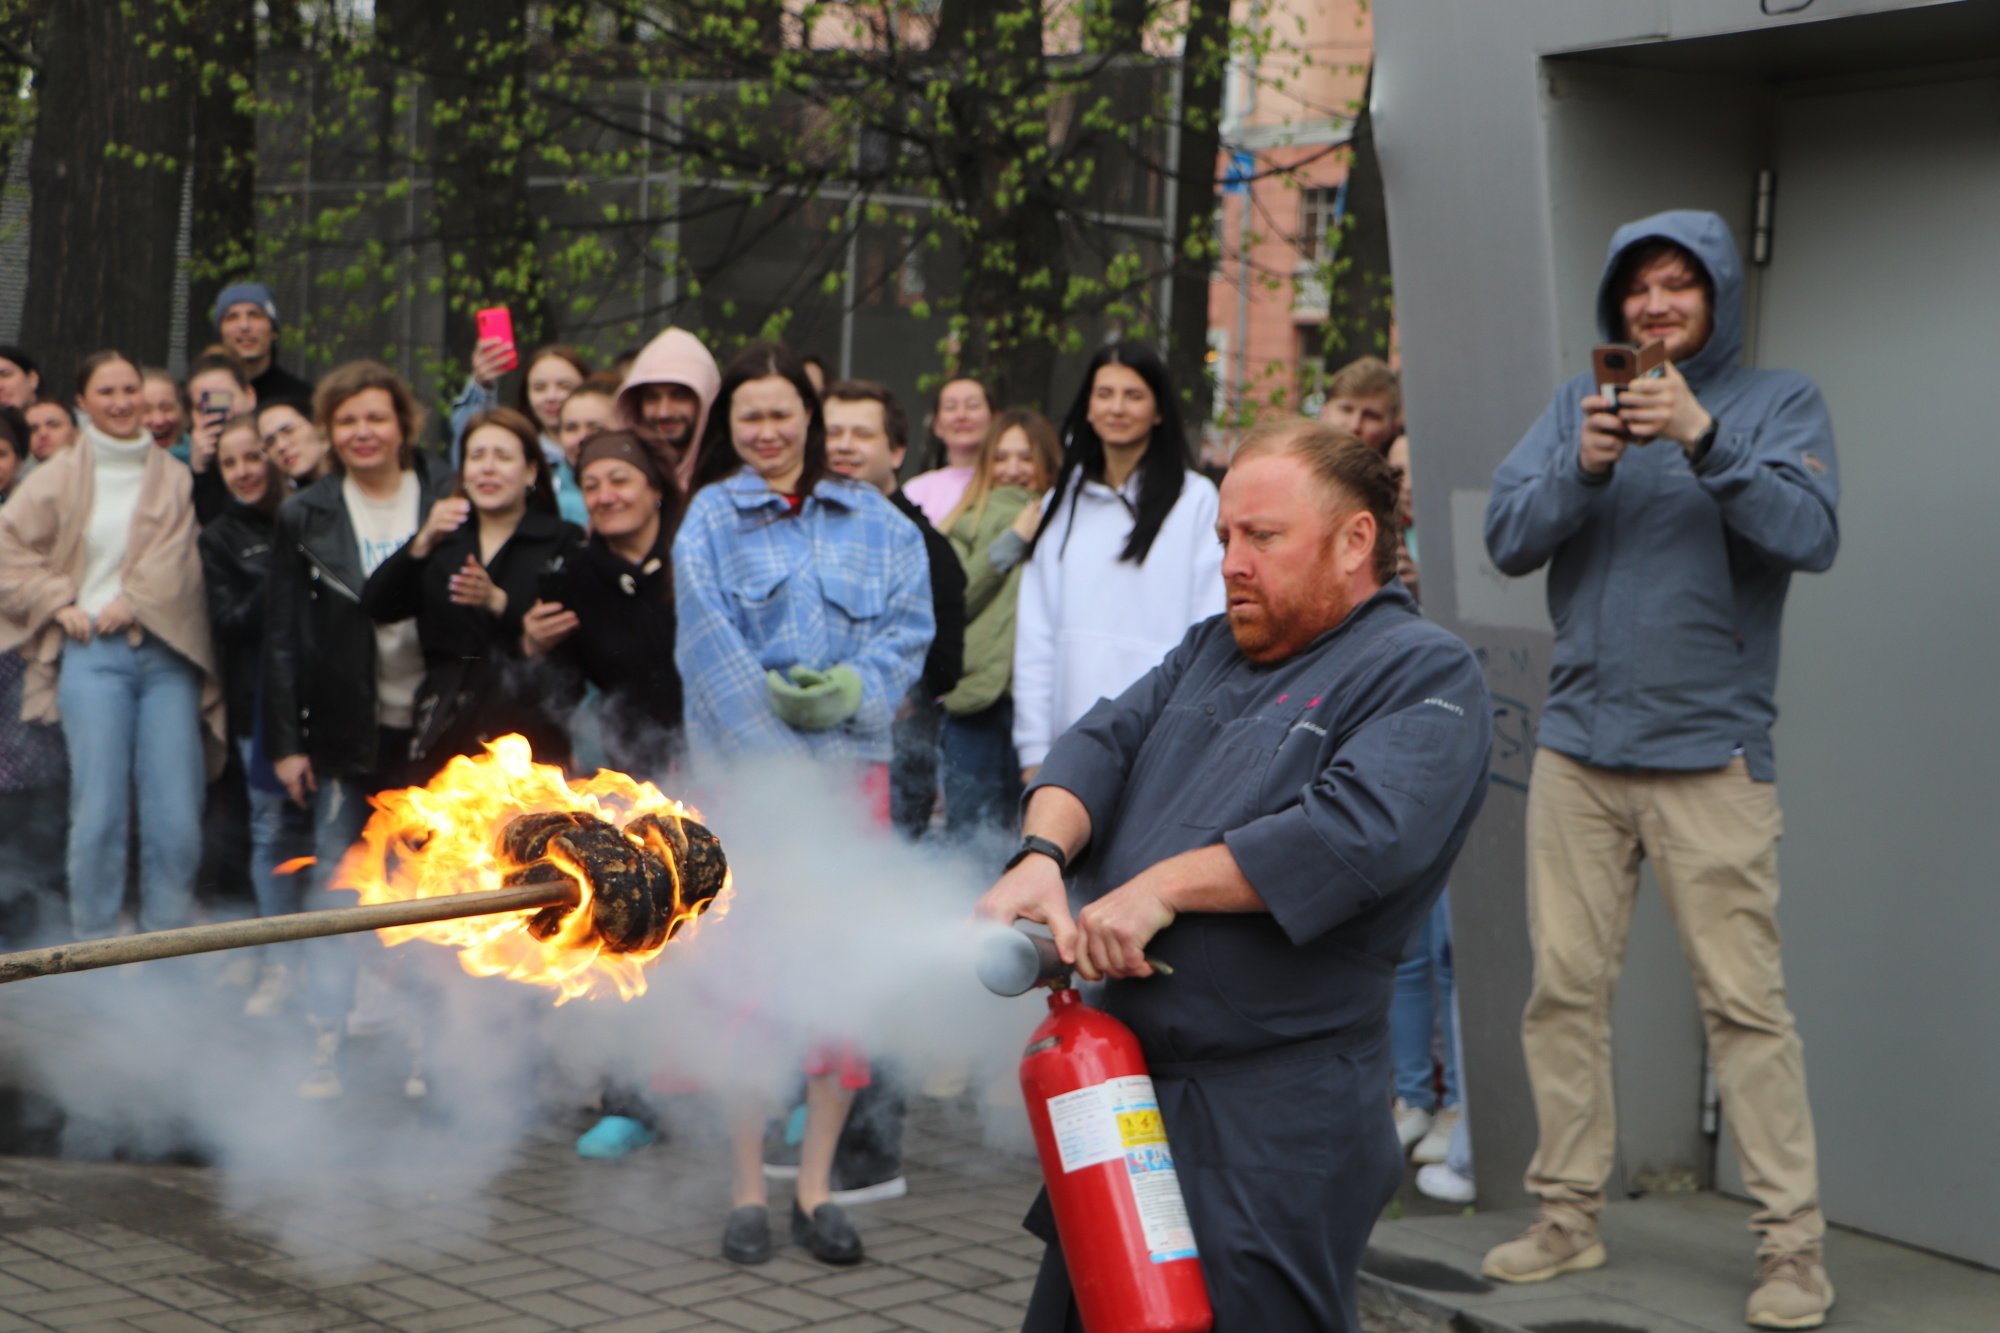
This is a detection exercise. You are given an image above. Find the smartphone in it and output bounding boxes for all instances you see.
[197,388,234,422]
[1590,339,1667,407]
[475,306,518,374]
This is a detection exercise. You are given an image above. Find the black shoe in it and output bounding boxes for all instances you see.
[722,1206,771,1264]
[791,1200,863,1265]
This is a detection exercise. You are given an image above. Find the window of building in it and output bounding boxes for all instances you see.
[1298,186,1342,264]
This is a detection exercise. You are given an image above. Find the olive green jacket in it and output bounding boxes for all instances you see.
[940,486,1035,716]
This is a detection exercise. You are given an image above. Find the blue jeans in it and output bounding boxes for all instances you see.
[239,738,315,955]
[302,729,408,1024]
[940,696,1021,864]
[58,633,205,938]
[1391,890,1460,1111]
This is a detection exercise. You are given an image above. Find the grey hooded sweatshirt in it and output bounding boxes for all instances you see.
[1483,210,1839,782]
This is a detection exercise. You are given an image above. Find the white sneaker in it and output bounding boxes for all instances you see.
[244,962,296,1017]
[1413,1103,1462,1165]
[299,1029,343,1099]
[216,956,258,990]
[829,1175,908,1205]
[1393,1098,1434,1153]
[1416,1163,1476,1204]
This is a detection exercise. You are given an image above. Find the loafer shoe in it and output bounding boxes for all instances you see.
[721,1206,771,1264]
[791,1200,863,1265]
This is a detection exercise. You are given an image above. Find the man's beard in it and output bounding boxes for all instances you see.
[647,414,695,453]
[1227,585,1354,664]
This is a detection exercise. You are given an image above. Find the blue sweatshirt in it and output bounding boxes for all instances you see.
[1483,210,1840,782]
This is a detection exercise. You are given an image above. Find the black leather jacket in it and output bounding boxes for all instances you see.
[262,453,450,778]
[198,499,277,740]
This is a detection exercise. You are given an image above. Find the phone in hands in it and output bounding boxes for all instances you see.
[1591,340,1667,408]
[475,306,519,374]
[197,388,234,424]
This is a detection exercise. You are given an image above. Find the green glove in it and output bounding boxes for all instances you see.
[765,664,864,731]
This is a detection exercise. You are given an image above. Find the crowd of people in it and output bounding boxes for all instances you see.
[0,198,1844,1332]
[0,284,1363,1266]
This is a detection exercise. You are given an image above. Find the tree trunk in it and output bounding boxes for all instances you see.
[1166,0,1230,436]
[379,0,542,360]
[1322,66,1393,363]
[22,0,191,381]
[186,0,258,360]
[933,0,1064,413]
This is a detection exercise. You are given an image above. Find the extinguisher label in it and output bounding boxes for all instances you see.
[1046,1076,1200,1264]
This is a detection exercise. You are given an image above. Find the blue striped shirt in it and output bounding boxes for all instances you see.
[673,467,933,764]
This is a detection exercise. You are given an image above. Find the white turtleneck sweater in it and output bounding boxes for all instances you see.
[77,419,153,617]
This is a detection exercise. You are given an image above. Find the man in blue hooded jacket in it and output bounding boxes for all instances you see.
[1482,211,1838,1330]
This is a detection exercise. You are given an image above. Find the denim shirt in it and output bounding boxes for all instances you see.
[673,467,933,764]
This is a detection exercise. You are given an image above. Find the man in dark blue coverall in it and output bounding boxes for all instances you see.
[976,419,1492,1332]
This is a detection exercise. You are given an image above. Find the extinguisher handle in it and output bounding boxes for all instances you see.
[977,926,1173,997]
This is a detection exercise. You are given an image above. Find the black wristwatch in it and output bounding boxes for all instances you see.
[1689,418,1719,466]
[1006,834,1068,875]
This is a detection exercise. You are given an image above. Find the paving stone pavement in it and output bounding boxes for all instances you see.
[0,1094,1045,1333]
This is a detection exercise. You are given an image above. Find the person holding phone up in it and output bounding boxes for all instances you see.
[1482,211,1841,1330]
[182,349,259,523]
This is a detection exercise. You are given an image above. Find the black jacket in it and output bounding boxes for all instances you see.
[262,453,451,777]
[361,507,584,778]
[199,499,277,740]
[252,361,315,408]
[889,488,966,700]
[541,527,683,776]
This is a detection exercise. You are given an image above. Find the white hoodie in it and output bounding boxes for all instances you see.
[1012,469,1225,767]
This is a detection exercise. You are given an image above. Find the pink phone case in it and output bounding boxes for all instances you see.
[475,307,518,373]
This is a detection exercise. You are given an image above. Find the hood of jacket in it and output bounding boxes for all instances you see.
[615,328,720,462]
[1595,209,1743,391]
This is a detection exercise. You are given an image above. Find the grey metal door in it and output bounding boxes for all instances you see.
[1754,72,2000,1267]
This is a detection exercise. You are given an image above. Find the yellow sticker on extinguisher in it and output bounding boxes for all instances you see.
[1118,1110,1166,1146]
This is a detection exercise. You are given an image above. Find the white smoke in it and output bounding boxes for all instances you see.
[0,753,1044,1263]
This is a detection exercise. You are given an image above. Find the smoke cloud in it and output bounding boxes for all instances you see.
[0,754,1043,1262]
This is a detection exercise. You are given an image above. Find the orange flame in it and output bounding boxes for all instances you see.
[333,735,732,1003]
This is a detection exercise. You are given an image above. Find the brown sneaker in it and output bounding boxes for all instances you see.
[1480,1211,1606,1283]
[1746,1250,1833,1329]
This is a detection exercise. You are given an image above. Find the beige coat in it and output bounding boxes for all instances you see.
[0,439,227,777]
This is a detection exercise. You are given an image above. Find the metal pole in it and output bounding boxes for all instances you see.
[0,881,580,985]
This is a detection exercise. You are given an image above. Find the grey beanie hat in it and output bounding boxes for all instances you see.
[213,282,280,330]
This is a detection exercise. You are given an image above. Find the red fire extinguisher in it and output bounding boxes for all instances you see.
[1018,983,1214,1333]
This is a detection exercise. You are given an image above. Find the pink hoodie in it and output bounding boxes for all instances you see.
[614,327,722,494]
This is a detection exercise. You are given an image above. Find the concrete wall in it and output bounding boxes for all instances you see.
[1374,0,2000,1264]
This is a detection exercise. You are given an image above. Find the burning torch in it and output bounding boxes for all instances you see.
[0,739,730,996]
[978,927,1213,1333]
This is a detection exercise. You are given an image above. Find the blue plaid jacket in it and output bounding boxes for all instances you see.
[673,467,934,763]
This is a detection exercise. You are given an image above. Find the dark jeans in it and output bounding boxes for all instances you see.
[940,697,1021,864]
[0,784,68,943]
[890,692,943,840]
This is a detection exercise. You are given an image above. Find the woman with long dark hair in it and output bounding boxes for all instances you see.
[0,351,225,940]
[1012,342,1224,780]
[264,360,450,1096]
[363,406,583,783]
[676,341,932,1269]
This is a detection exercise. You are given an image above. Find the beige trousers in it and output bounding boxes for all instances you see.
[1520,747,1823,1255]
